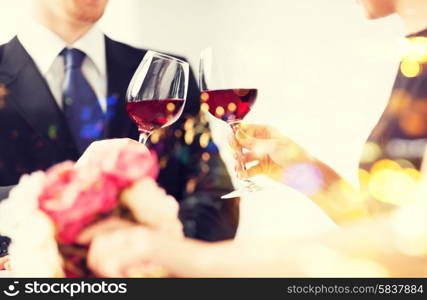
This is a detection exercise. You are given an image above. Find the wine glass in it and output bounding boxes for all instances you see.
[199,47,261,199]
[126,50,189,144]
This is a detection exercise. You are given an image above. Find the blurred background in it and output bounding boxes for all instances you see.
[0,0,404,186]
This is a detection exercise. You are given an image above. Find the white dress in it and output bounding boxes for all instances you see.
[235,176,337,241]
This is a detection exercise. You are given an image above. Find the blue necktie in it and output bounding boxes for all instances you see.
[62,48,105,154]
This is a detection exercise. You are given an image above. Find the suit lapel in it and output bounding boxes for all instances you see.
[1,36,145,151]
[104,36,146,138]
[0,37,79,159]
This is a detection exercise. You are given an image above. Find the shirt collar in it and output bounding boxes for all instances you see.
[18,19,66,75]
[17,19,106,76]
[72,25,106,76]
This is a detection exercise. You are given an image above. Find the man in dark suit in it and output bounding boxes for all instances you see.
[0,0,237,253]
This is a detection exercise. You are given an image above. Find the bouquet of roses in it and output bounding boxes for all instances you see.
[0,139,182,277]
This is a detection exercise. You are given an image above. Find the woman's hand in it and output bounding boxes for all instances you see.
[79,219,167,277]
[76,217,135,245]
[230,124,311,182]
[86,226,167,277]
[121,178,183,238]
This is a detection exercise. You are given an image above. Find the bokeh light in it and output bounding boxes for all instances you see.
[367,159,420,206]
[400,60,421,78]
[360,142,382,164]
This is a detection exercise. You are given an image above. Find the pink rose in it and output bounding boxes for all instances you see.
[103,142,158,188]
[77,139,158,188]
[38,139,159,244]
[39,162,120,244]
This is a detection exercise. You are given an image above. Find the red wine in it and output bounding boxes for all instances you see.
[126,99,185,132]
[200,89,257,122]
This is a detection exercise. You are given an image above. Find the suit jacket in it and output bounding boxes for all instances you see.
[0,36,238,242]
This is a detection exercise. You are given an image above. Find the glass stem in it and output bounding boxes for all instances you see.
[138,130,152,145]
[229,121,248,179]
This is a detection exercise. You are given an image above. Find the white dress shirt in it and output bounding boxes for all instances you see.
[17,19,108,112]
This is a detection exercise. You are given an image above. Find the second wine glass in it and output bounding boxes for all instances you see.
[126,50,189,144]
[199,47,261,199]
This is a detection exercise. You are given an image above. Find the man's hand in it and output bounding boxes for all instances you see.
[230,124,311,181]
[76,138,148,168]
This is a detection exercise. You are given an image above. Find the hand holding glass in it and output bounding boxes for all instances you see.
[199,48,260,199]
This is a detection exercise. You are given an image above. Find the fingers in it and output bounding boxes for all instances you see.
[231,124,284,173]
[76,217,134,245]
[238,124,282,139]
[241,151,259,164]
[234,128,257,149]
[233,124,308,169]
[233,138,276,179]
[228,133,241,152]
[121,179,180,230]
[88,138,138,152]
[245,164,263,178]
[230,124,259,150]
[235,126,282,152]
[87,230,122,277]
[234,152,260,178]
[87,226,155,277]
[245,159,283,181]
[76,138,147,168]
